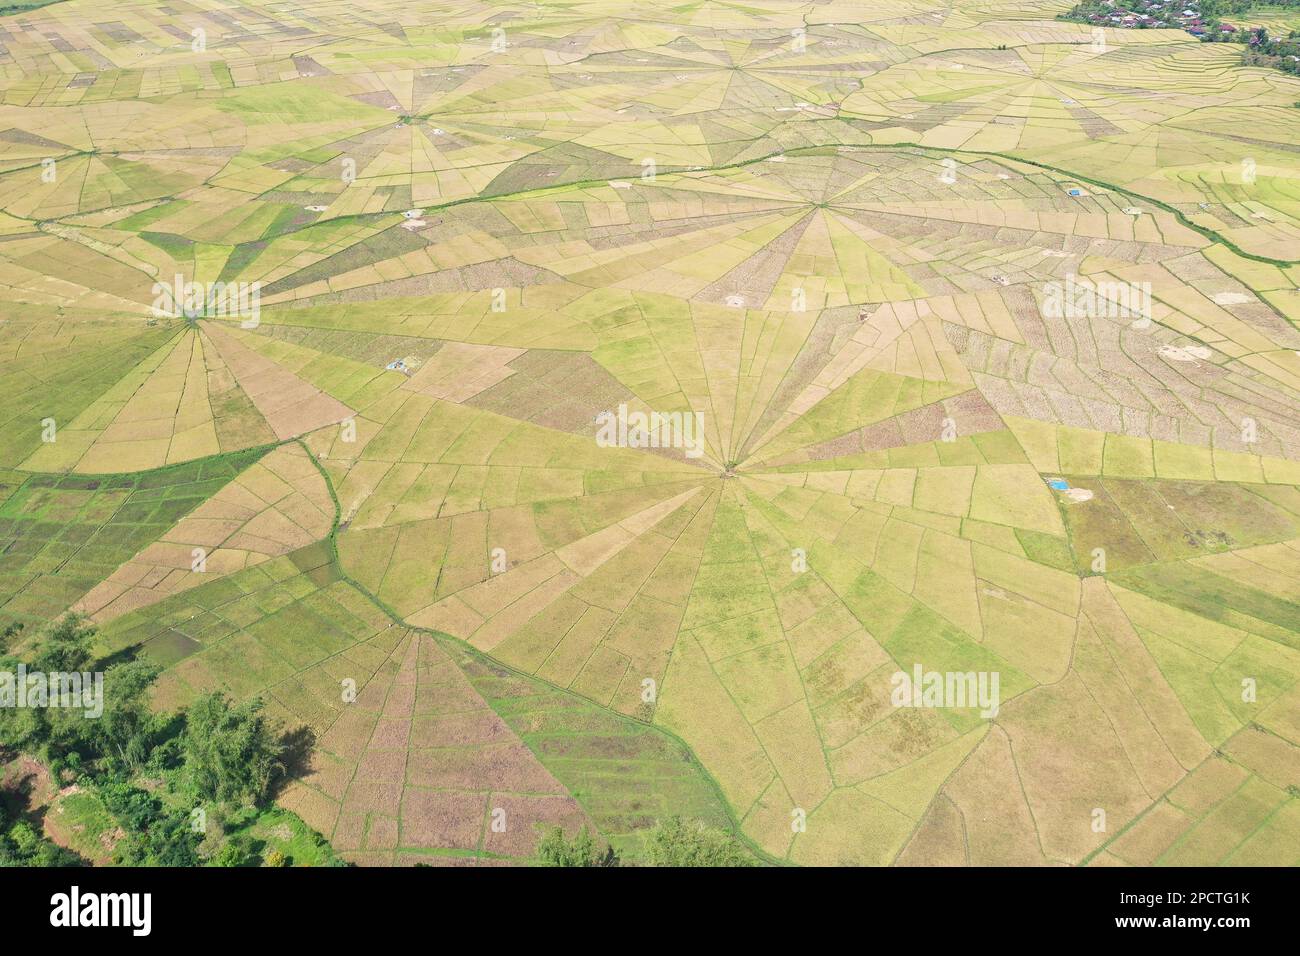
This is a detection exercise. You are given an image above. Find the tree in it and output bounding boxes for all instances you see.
[645,817,754,867]
[92,661,164,774]
[535,825,616,867]
[0,622,23,652]
[0,806,80,867]
[0,616,166,777]
[97,778,202,867]
[213,839,252,867]
[183,693,285,807]
[29,614,95,674]
[0,615,100,771]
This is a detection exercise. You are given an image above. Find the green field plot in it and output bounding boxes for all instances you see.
[0,449,267,630]
[1058,478,1300,574]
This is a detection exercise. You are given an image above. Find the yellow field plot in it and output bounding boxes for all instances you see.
[969,463,1064,535]
[1166,771,1296,865]
[203,323,355,439]
[913,530,982,638]
[35,222,174,292]
[232,219,404,292]
[1105,743,1300,866]
[311,389,705,482]
[996,668,1169,862]
[930,726,1054,864]
[513,205,801,286]
[196,330,279,452]
[769,209,925,308]
[494,199,570,235]
[790,787,912,864]
[747,470,1072,678]
[403,484,704,647]
[335,461,458,530]
[336,467,705,612]
[636,75,730,116]
[912,465,977,516]
[401,342,525,401]
[0,233,157,313]
[665,212,811,287]
[76,444,333,622]
[19,331,194,473]
[722,308,824,457]
[656,167,814,207]
[657,633,777,816]
[70,331,222,472]
[749,365,969,466]
[1005,416,1300,484]
[574,119,712,165]
[0,314,150,367]
[208,158,300,198]
[1187,546,1300,614]
[0,153,204,221]
[791,724,985,865]
[680,306,749,462]
[550,482,999,861]
[811,305,963,426]
[562,212,803,297]
[270,293,599,353]
[148,202,285,250]
[1117,587,1296,744]
[861,312,971,384]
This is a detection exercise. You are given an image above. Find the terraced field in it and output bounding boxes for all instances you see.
[1,0,1298,866]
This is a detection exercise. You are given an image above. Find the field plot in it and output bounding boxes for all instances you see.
[0,0,1299,867]
[0,449,266,630]
[96,547,739,865]
[76,442,334,622]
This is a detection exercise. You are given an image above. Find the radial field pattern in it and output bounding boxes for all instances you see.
[2,0,1300,866]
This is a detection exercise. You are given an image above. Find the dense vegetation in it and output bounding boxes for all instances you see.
[535,826,617,867]
[644,816,758,867]
[1241,27,1300,73]
[1060,0,1300,76]
[0,0,64,15]
[0,615,340,866]
[0,788,79,866]
[534,816,757,867]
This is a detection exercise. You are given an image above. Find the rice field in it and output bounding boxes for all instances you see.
[1,0,1298,867]
[0,449,267,631]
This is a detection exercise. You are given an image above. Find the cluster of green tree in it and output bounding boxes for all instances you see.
[0,615,338,867]
[1,618,163,781]
[534,816,757,867]
[196,805,332,868]
[534,826,617,866]
[0,0,65,15]
[1241,28,1300,73]
[0,793,80,866]
[1061,0,1300,24]
[1060,0,1300,78]
[0,623,73,866]
[1197,0,1300,20]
